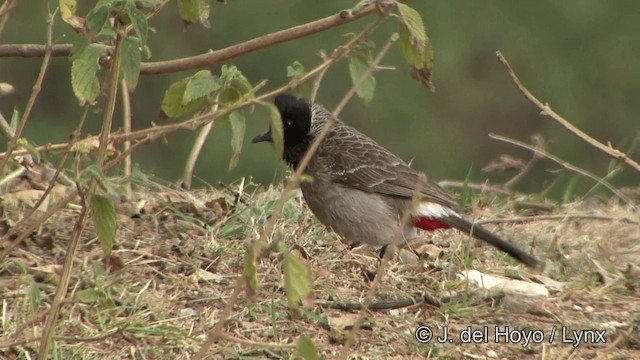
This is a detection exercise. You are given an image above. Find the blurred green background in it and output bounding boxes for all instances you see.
[1,1,638,200]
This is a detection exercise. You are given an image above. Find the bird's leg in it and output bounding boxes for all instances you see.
[378,245,388,259]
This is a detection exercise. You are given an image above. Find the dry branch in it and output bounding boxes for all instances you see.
[0,4,382,75]
[496,50,640,173]
[489,133,632,204]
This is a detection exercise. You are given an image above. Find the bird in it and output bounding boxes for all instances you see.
[252,94,541,269]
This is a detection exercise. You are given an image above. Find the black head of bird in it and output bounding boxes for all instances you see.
[252,94,314,168]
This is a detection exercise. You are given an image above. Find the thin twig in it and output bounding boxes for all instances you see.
[121,80,132,199]
[437,180,517,197]
[309,51,330,102]
[0,4,382,75]
[475,213,638,226]
[0,109,12,136]
[489,133,632,204]
[0,0,17,39]
[496,51,640,173]
[504,135,546,189]
[1,326,124,348]
[333,32,398,116]
[219,332,296,349]
[0,106,89,262]
[0,8,56,175]
[37,185,90,358]
[181,100,219,190]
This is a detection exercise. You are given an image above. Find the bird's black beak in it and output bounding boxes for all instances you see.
[251,130,273,144]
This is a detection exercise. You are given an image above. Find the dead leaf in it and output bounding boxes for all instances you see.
[458,270,550,297]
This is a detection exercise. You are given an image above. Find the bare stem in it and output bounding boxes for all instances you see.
[0,8,56,174]
[0,4,381,75]
[37,186,90,358]
[489,133,632,204]
[496,51,640,173]
[0,0,17,39]
[333,32,398,116]
[120,80,132,199]
[181,100,219,190]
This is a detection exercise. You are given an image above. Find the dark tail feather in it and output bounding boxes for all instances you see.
[439,216,542,270]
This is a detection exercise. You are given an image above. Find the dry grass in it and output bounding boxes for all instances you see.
[1,177,639,359]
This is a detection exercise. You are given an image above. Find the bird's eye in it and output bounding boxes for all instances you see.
[284,119,293,127]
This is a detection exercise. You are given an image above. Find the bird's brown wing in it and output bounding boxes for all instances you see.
[318,122,459,209]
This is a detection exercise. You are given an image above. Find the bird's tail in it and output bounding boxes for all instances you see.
[413,203,542,269]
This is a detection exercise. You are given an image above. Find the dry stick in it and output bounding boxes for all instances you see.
[437,180,517,197]
[0,6,386,159]
[496,50,640,173]
[309,51,330,102]
[332,32,399,116]
[0,8,56,175]
[0,0,17,38]
[193,18,385,359]
[181,100,220,190]
[504,152,540,189]
[0,4,380,74]
[38,29,126,356]
[121,80,133,199]
[0,110,12,136]
[219,332,296,350]
[37,187,90,358]
[0,106,90,263]
[476,214,638,226]
[489,133,632,204]
[1,327,124,348]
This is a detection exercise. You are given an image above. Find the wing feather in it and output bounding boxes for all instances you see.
[316,120,458,209]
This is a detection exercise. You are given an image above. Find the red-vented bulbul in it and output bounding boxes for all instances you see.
[252,94,541,269]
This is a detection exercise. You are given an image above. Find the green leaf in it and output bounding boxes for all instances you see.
[86,4,110,36]
[128,6,149,45]
[59,0,77,20]
[71,41,107,104]
[76,288,100,303]
[184,70,222,104]
[9,108,19,135]
[161,80,206,118]
[399,26,434,91]
[287,61,305,79]
[83,164,111,191]
[228,111,245,169]
[59,0,83,29]
[219,65,252,104]
[283,251,313,314]
[90,194,117,257]
[397,3,426,52]
[177,0,210,28]
[243,244,258,301]
[17,138,41,163]
[396,3,435,91]
[348,52,376,103]
[267,104,284,158]
[177,0,198,24]
[121,36,141,91]
[294,336,319,360]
